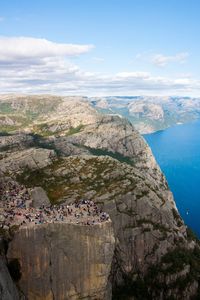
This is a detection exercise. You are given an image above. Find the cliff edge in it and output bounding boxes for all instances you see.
[7,222,115,300]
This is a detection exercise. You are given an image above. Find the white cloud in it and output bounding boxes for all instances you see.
[0,37,199,96]
[116,72,150,79]
[0,36,94,61]
[1,60,199,96]
[151,52,189,67]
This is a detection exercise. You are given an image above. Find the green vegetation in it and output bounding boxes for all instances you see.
[161,247,195,273]
[0,111,42,133]
[145,246,200,295]
[32,123,54,137]
[16,155,133,203]
[66,124,85,135]
[0,103,15,114]
[187,227,200,245]
[0,125,18,133]
[76,144,134,166]
[0,97,63,133]
[0,131,11,136]
[16,159,75,203]
[32,123,85,137]
[16,166,59,203]
[25,111,40,120]
[113,245,200,300]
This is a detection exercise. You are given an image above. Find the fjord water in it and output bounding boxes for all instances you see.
[144,120,200,237]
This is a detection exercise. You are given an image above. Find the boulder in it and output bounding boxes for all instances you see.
[31,187,50,208]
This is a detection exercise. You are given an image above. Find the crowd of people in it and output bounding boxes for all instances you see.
[0,178,110,229]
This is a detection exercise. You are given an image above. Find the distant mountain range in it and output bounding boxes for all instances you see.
[1,94,200,134]
[90,96,200,133]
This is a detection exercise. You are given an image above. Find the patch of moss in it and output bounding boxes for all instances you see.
[32,123,55,137]
[0,125,18,132]
[16,155,125,203]
[16,160,72,203]
[78,145,134,166]
[0,131,11,136]
[66,124,85,136]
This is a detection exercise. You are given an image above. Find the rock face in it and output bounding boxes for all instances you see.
[128,102,164,120]
[0,147,56,174]
[7,222,115,300]
[0,257,20,300]
[0,134,33,151]
[54,114,162,182]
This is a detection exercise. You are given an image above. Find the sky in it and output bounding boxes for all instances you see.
[0,0,200,96]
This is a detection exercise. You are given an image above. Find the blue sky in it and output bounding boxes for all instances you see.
[0,0,200,96]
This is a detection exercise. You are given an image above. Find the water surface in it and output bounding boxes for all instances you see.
[144,120,200,237]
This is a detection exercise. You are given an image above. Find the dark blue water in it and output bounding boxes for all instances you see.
[144,120,200,237]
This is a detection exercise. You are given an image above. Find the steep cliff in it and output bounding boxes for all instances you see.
[16,155,200,299]
[7,222,115,300]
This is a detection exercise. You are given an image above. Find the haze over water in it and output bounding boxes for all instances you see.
[144,120,200,237]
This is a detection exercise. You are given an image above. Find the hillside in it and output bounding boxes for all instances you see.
[0,95,200,299]
[90,96,200,133]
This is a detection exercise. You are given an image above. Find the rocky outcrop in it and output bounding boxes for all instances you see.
[7,222,115,300]
[128,102,164,120]
[0,95,98,134]
[31,187,50,208]
[0,133,34,151]
[0,147,56,174]
[55,114,165,184]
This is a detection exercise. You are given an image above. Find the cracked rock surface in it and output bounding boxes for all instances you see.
[7,222,115,300]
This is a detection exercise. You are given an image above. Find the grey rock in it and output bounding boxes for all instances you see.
[0,147,56,174]
[0,134,33,152]
[31,187,50,208]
